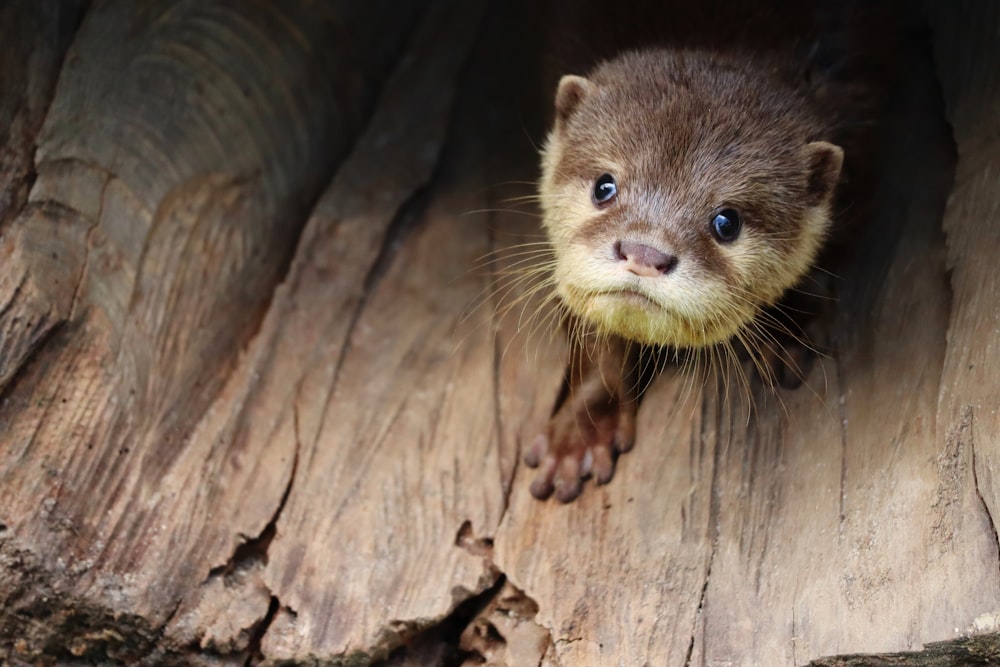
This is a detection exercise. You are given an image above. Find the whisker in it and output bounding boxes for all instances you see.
[461,207,542,219]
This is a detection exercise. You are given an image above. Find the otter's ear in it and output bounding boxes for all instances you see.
[554,75,592,130]
[804,141,844,206]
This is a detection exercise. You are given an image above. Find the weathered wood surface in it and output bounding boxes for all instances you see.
[496,3,1000,665]
[0,0,461,663]
[1,0,999,665]
[0,0,90,386]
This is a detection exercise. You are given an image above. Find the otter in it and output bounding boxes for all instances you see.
[525,0,899,501]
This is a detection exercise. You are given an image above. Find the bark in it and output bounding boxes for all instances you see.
[1,0,998,665]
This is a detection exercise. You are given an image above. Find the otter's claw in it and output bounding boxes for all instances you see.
[525,391,637,503]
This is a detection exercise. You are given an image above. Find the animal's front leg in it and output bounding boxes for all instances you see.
[525,326,640,502]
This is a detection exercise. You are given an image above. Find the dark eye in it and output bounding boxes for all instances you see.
[711,208,742,242]
[592,173,617,207]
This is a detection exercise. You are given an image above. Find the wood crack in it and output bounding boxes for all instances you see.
[832,330,849,529]
[243,595,279,667]
[317,184,432,440]
[369,575,508,667]
[686,392,722,667]
[205,414,299,599]
[362,524,548,667]
[454,520,496,561]
[684,545,714,667]
[193,410,301,665]
[0,274,27,323]
[136,597,184,666]
[791,604,798,666]
[494,320,518,526]
[967,408,1000,582]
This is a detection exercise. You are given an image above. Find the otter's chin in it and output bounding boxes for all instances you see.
[561,286,751,349]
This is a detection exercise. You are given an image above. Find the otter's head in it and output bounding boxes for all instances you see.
[539,50,843,348]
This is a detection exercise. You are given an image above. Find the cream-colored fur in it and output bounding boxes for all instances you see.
[539,132,837,349]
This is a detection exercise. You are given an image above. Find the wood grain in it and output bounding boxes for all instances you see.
[0,0,431,662]
[1,0,999,665]
[930,0,1000,613]
[0,0,90,391]
[0,0,89,229]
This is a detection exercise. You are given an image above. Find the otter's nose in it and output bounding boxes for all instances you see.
[614,240,678,277]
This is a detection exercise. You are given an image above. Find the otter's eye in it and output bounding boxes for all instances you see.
[592,173,617,207]
[711,208,742,243]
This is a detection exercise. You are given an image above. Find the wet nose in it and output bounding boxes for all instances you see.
[614,240,678,277]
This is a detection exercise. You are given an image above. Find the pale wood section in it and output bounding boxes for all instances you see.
[253,1,496,658]
[2,0,1000,665]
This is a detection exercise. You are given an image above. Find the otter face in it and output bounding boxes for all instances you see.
[539,50,844,348]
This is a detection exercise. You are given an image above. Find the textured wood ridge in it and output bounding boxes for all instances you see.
[0,0,999,665]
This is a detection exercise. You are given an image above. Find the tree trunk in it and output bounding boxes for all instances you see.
[0,0,998,665]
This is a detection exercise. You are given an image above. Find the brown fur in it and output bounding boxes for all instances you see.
[553,49,833,260]
[541,47,843,348]
[525,0,903,501]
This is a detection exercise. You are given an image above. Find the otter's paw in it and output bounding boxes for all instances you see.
[524,393,637,503]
